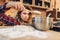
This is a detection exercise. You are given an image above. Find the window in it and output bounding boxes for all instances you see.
[35,0,42,6]
[44,2,50,8]
[23,0,32,4]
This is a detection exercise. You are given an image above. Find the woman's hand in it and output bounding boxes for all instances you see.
[6,1,25,11]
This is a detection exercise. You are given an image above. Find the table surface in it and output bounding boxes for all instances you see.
[46,30,60,40]
[0,26,60,40]
[11,30,60,40]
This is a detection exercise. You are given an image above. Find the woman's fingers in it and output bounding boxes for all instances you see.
[6,2,26,11]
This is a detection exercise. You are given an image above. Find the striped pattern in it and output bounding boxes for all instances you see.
[0,14,19,26]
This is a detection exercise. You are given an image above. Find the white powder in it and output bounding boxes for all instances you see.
[0,25,48,39]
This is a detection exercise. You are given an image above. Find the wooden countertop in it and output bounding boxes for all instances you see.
[46,30,60,40]
[0,26,60,40]
[11,30,60,40]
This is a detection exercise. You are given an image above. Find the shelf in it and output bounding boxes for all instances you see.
[24,4,49,10]
[5,0,51,9]
[53,24,60,28]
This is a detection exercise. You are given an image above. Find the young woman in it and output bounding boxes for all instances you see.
[0,0,26,26]
[17,9,32,26]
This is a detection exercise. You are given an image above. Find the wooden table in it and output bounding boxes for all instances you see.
[10,30,60,40]
[0,26,60,40]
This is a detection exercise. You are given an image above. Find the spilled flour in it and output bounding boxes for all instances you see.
[0,25,48,39]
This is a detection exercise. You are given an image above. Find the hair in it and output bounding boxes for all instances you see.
[16,11,32,23]
[16,6,32,24]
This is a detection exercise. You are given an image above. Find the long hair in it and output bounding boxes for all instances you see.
[16,11,32,23]
[16,6,32,24]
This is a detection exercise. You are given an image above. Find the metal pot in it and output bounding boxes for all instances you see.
[32,16,50,31]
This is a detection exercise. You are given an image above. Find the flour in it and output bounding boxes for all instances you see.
[0,25,48,39]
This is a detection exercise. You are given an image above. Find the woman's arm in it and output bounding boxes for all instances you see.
[0,1,25,26]
[0,3,8,13]
[0,1,25,13]
[6,1,25,11]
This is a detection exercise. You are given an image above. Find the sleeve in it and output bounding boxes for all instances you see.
[0,3,10,13]
[0,14,19,26]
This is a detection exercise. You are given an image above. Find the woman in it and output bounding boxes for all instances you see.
[17,9,32,26]
[0,0,26,26]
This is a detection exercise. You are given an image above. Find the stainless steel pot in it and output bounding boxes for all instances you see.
[32,16,51,31]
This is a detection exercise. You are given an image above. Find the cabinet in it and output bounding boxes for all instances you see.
[23,0,32,5]
[5,0,52,23]
[35,0,42,6]
[56,11,60,20]
[44,2,50,8]
[5,0,51,9]
[11,0,20,1]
